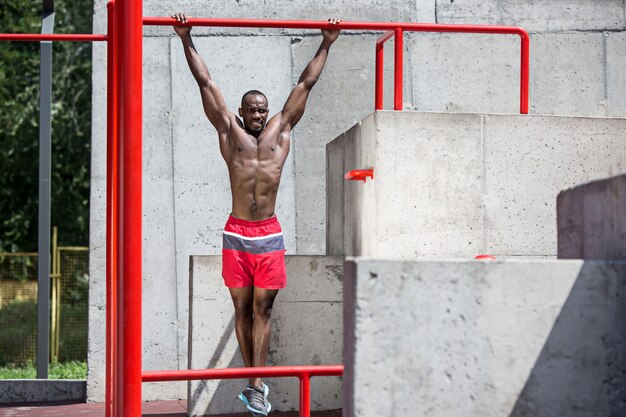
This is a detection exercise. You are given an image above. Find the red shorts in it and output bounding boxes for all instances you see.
[222,215,287,289]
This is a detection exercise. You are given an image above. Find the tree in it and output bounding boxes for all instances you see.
[0,0,93,251]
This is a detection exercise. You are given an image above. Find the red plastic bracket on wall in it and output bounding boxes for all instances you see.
[345,167,374,183]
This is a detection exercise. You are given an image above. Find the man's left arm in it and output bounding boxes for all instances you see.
[279,18,341,132]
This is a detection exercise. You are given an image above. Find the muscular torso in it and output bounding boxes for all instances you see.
[219,115,290,221]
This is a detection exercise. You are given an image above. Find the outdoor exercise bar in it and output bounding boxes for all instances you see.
[143,365,344,417]
[0,6,531,416]
[144,16,530,113]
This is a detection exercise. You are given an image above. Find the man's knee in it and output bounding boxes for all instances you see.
[253,299,274,320]
[232,299,253,321]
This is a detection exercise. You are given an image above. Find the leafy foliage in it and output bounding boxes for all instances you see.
[0,0,93,251]
[0,360,87,379]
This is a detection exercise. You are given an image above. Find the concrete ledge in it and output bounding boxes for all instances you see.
[343,259,626,417]
[328,112,626,258]
[0,379,86,404]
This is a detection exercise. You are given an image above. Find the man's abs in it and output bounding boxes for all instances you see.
[227,155,284,221]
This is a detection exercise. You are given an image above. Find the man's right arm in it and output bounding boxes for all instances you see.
[173,14,231,134]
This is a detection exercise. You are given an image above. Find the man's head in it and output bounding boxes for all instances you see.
[239,90,269,135]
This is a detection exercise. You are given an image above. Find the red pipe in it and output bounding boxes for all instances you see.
[519,32,530,114]
[142,365,344,382]
[375,31,394,110]
[105,2,118,417]
[345,168,374,183]
[116,0,143,416]
[143,17,527,34]
[0,34,106,41]
[394,28,403,111]
[143,366,341,417]
[300,373,311,417]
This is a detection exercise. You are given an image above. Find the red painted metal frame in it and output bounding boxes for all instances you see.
[144,17,530,113]
[0,33,107,41]
[375,30,394,110]
[345,168,374,183]
[0,13,532,417]
[115,0,144,415]
[143,365,343,417]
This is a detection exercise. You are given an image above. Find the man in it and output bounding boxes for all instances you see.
[172,14,341,416]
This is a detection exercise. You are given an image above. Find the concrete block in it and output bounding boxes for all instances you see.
[188,255,342,415]
[607,32,626,117]
[375,112,485,257]
[0,380,86,404]
[530,33,605,117]
[435,0,626,32]
[327,111,626,259]
[344,258,626,417]
[409,33,520,114]
[483,114,626,256]
[558,174,626,260]
[293,35,398,254]
[326,133,345,256]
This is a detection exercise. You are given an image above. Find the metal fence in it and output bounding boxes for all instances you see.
[0,246,89,366]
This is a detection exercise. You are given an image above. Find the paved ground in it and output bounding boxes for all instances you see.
[0,400,342,417]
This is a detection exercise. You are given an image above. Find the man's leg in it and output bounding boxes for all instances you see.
[251,287,279,388]
[229,287,254,373]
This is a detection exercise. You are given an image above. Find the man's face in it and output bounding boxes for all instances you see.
[239,94,269,134]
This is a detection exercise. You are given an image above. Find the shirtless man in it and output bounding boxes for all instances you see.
[172,14,341,416]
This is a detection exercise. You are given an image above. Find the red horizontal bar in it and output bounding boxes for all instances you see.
[143,17,528,37]
[142,365,344,382]
[0,34,107,42]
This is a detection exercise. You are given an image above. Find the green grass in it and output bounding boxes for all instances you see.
[0,360,87,379]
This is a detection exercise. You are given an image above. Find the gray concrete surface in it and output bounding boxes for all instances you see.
[88,0,626,402]
[327,111,626,259]
[558,174,626,260]
[434,0,625,32]
[0,380,85,404]
[343,258,626,417]
[188,256,343,416]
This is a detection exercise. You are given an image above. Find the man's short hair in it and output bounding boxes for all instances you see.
[241,90,268,107]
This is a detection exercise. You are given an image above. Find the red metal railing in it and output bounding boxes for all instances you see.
[0,33,107,41]
[143,365,343,417]
[0,10,531,417]
[144,17,530,113]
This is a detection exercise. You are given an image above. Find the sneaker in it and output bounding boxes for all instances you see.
[238,384,272,416]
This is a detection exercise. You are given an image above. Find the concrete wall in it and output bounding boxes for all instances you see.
[558,174,626,260]
[0,380,85,404]
[188,256,343,415]
[343,258,626,417]
[89,0,626,401]
[327,111,626,259]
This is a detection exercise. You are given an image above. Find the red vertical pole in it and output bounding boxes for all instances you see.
[299,373,311,417]
[519,33,530,114]
[393,27,403,111]
[116,0,143,415]
[105,2,118,417]
[375,43,384,110]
